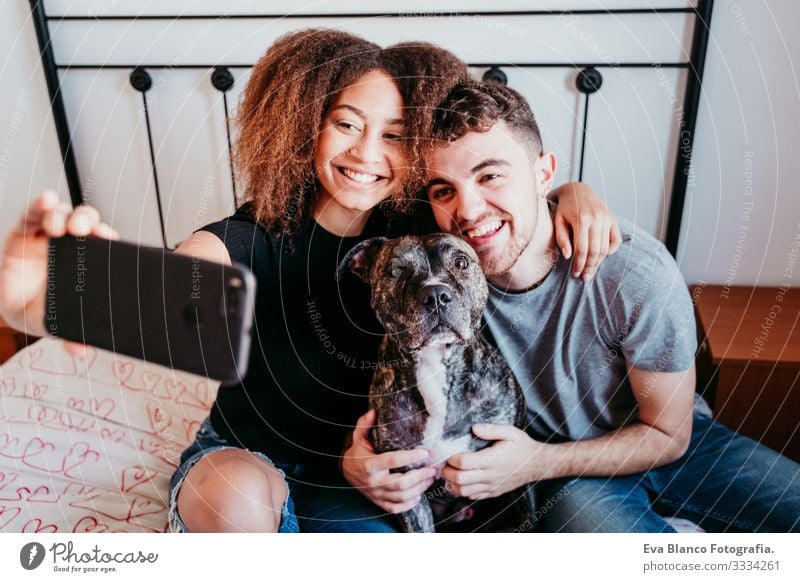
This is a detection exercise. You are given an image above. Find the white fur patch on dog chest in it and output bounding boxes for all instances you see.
[415,346,471,475]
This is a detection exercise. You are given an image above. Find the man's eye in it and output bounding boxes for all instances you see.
[479,173,500,183]
[454,256,469,270]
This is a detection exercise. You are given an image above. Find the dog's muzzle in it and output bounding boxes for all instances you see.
[413,284,473,347]
[417,284,453,312]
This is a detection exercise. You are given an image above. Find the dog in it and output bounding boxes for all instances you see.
[340,233,536,533]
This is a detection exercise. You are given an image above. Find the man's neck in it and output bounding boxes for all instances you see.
[488,201,558,292]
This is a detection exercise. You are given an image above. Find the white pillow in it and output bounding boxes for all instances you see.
[0,338,218,533]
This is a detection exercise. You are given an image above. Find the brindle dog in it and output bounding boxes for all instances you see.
[340,233,536,533]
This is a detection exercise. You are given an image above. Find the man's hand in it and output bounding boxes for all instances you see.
[442,423,548,500]
[341,409,437,514]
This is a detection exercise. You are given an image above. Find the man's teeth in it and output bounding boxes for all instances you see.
[466,221,503,238]
[341,167,380,184]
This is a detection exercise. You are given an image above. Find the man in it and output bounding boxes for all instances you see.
[424,80,800,532]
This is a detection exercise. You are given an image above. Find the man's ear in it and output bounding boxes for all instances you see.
[337,237,387,283]
[534,151,558,196]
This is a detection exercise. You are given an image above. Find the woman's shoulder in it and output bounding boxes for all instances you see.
[196,202,279,267]
[200,200,259,229]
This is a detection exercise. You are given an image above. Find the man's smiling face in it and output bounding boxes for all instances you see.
[426,120,555,278]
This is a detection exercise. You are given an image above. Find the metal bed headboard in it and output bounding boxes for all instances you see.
[29,0,714,256]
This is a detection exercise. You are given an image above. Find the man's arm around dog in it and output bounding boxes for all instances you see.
[442,366,695,500]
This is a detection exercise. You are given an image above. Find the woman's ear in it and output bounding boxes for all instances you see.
[337,237,387,283]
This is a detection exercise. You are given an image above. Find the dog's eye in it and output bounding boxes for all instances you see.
[454,256,469,270]
[389,265,405,279]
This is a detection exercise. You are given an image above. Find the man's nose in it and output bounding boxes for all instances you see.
[454,187,486,222]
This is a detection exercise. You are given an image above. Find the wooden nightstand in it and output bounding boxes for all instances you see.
[691,284,799,462]
[0,326,36,364]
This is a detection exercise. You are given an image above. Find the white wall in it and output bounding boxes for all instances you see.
[677,0,800,286]
[0,0,67,240]
[2,0,798,286]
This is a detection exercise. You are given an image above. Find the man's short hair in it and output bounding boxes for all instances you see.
[431,80,544,157]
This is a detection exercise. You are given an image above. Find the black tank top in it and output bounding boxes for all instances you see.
[198,205,396,472]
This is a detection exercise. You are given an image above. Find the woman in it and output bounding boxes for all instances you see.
[0,29,619,533]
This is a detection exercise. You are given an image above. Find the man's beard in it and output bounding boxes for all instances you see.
[478,228,532,277]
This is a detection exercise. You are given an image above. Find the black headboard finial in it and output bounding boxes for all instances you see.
[130,67,152,92]
[482,66,508,86]
[211,66,235,92]
[576,67,603,94]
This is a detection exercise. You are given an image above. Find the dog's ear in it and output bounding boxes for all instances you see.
[337,237,387,283]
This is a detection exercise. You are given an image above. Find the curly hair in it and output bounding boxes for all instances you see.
[380,41,469,202]
[234,29,469,239]
[432,80,544,157]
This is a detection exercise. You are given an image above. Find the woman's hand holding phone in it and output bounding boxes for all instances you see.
[0,191,118,353]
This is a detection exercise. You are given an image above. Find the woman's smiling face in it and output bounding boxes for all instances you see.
[313,69,406,223]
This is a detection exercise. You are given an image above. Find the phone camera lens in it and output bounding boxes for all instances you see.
[226,287,240,316]
[183,305,203,330]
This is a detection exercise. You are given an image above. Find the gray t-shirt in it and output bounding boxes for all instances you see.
[483,218,697,443]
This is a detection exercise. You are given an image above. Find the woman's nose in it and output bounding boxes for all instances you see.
[351,131,384,163]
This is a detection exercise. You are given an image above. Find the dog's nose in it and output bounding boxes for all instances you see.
[418,284,453,310]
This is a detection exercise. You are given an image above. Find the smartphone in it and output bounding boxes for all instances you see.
[45,235,256,383]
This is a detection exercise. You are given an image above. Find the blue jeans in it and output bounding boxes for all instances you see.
[536,413,800,532]
[168,417,398,533]
[288,474,398,533]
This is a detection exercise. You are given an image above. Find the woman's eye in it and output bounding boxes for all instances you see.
[454,256,469,270]
[479,173,500,183]
[384,133,404,141]
[430,188,454,201]
[336,121,360,132]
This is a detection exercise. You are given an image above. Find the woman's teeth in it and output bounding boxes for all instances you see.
[466,221,503,238]
[341,167,380,184]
